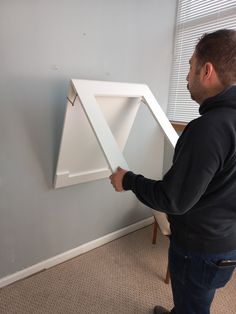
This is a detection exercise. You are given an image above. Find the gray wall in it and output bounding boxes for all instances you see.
[0,0,177,278]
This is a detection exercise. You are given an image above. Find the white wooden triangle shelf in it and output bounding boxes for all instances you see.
[54,79,178,189]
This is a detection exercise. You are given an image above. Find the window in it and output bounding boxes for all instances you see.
[167,0,236,123]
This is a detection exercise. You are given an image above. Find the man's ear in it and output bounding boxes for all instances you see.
[202,62,214,81]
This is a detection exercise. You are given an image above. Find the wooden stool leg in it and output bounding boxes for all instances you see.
[152,219,158,244]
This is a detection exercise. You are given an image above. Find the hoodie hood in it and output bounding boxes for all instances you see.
[199,85,236,115]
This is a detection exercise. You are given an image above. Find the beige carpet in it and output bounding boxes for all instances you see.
[0,225,235,313]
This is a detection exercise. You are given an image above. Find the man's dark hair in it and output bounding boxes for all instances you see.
[195,29,236,86]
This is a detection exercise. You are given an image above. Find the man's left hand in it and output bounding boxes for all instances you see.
[109,167,127,192]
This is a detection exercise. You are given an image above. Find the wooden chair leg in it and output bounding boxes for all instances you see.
[152,218,158,244]
[164,264,170,284]
[152,218,170,284]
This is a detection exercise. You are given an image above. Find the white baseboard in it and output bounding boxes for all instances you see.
[0,216,154,288]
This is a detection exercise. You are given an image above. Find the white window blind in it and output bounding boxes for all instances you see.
[167,0,236,123]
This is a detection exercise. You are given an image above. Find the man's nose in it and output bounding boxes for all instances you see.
[186,73,189,81]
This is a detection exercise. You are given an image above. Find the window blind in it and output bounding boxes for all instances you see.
[167,0,236,123]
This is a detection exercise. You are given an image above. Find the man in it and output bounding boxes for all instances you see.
[110,29,236,314]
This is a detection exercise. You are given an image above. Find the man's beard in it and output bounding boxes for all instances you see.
[187,83,197,101]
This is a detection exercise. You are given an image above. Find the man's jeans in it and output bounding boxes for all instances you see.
[168,240,236,314]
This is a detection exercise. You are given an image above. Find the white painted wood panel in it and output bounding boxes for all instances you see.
[54,80,178,188]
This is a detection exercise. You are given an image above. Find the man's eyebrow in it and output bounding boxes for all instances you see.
[189,59,192,64]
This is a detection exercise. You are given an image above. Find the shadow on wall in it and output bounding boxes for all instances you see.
[18,78,68,188]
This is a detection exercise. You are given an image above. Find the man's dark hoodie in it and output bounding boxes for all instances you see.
[122,85,236,253]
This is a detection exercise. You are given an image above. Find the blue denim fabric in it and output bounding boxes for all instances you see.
[168,240,236,314]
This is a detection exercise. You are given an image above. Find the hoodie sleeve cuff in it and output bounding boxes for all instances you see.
[122,171,136,191]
